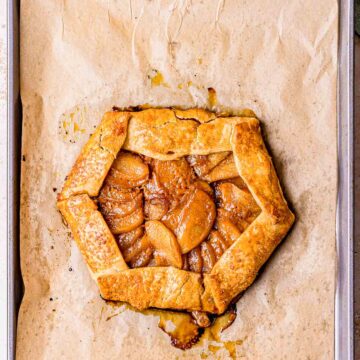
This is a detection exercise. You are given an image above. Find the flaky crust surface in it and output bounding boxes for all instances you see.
[122,108,258,160]
[58,108,294,314]
[98,267,205,311]
[58,111,130,201]
[58,194,128,277]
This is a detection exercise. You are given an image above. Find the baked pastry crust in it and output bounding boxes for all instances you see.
[58,108,294,315]
[58,111,130,201]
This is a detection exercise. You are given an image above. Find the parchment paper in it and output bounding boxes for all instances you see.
[17,0,338,359]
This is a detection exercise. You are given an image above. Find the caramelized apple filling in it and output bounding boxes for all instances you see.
[97,150,261,274]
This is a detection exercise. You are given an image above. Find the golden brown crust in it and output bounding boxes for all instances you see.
[98,267,205,311]
[123,108,258,160]
[203,122,295,313]
[57,194,128,277]
[231,121,292,219]
[205,212,294,313]
[58,112,130,201]
[58,108,294,315]
[172,108,217,123]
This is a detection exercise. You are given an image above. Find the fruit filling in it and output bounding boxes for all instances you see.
[97,150,261,274]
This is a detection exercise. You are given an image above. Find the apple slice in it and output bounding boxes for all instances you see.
[122,233,151,262]
[106,152,149,188]
[216,215,242,245]
[191,311,211,328]
[98,184,142,202]
[151,158,194,198]
[215,182,261,225]
[191,180,213,196]
[187,247,203,273]
[144,198,169,220]
[208,230,228,259]
[163,189,216,254]
[105,207,144,234]
[145,220,182,269]
[99,192,142,217]
[200,241,217,273]
[202,155,239,182]
[117,226,144,251]
[186,151,230,177]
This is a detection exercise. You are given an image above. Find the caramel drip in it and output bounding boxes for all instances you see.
[105,301,240,354]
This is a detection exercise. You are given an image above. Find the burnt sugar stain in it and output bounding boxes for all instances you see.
[207,87,217,108]
[149,69,169,88]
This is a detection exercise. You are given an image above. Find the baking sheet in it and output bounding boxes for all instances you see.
[335,0,354,358]
[7,0,22,359]
[17,0,339,358]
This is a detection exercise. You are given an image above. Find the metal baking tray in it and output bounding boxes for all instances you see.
[7,0,354,359]
[7,0,22,359]
[335,1,354,359]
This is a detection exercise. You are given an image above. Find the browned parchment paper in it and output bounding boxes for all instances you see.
[17,0,338,358]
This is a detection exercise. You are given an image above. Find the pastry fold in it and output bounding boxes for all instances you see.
[58,194,128,277]
[123,108,258,160]
[203,122,294,313]
[98,267,206,311]
[58,111,130,201]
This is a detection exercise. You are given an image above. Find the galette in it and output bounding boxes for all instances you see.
[57,108,294,332]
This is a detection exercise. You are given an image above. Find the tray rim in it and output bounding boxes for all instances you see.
[7,0,21,359]
[335,0,354,359]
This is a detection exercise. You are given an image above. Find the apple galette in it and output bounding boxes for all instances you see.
[57,108,294,332]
